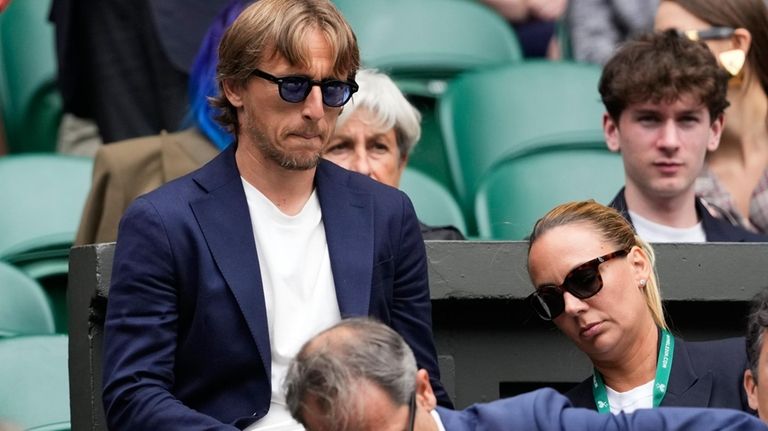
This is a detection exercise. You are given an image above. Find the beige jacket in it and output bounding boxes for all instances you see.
[75,128,219,245]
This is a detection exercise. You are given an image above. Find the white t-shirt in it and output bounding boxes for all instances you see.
[629,210,706,243]
[241,178,340,431]
[606,379,655,414]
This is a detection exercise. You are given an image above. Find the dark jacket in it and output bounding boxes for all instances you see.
[610,188,768,242]
[437,387,764,431]
[102,145,451,430]
[566,336,754,413]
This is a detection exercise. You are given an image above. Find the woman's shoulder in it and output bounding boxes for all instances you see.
[676,336,747,368]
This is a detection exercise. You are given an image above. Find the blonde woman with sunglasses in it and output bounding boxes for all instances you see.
[526,200,753,414]
[655,0,768,234]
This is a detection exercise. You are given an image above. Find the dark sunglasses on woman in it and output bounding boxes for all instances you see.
[250,68,358,107]
[527,249,630,320]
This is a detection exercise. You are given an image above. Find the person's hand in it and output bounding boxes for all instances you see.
[0,0,12,13]
[527,0,567,21]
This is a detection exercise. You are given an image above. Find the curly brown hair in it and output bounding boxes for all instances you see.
[599,30,729,123]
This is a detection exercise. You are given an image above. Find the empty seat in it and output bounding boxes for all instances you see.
[0,261,55,337]
[0,0,62,153]
[400,168,467,235]
[439,61,605,224]
[475,139,624,240]
[0,154,93,279]
[334,0,522,93]
[334,0,524,196]
[0,335,70,430]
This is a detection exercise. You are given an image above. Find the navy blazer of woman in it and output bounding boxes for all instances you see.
[566,336,754,413]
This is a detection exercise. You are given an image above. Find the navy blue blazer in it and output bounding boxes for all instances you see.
[610,188,768,242]
[102,145,449,430]
[566,336,754,413]
[437,388,765,431]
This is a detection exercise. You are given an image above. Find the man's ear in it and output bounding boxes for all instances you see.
[415,369,437,410]
[222,79,245,108]
[604,112,621,152]
[745,369,760,412]
[707,113,724,152]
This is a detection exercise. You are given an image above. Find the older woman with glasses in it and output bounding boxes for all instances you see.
[655,0,768,234]
[322,69,465,240]
[526,200,752,414]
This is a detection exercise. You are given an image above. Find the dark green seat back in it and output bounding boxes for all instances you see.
[333,0,522,84]
[401,167,467,235]
[475,141,624,240]
[0,0,62,153]
[334,0,523,196]
[439,61,605,222]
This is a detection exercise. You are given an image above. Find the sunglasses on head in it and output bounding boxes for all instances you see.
[527,249,630,321]
[407,391,416,431]
[678,27,734,41]
[250,68,358,107]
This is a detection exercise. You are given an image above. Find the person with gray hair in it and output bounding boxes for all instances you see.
[322,69,465,240]
[745,288,768,422]
[286,318,768,431]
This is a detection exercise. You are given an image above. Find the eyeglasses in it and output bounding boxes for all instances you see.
[407,392,416,431]
[678,27,735,42]
[527,249,630,321]
[250,69,358,107]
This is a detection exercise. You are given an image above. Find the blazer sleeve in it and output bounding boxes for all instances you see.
[389,192,453,408]
[101,198,238,431]
[447,389,765,431]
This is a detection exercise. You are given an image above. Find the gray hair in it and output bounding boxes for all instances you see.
[337,69,422,157]
[747,288,768,379]
[285,318,417,430]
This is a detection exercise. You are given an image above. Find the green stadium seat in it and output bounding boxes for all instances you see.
[439,61,605,229]
[400,168,467,235]
[333,0,522,92]
[0,335,70,430]
[0,154,93,332]
[0,155,93,273]
[474,139,624,240]
[0,0,62,153]
[0,261,55,337]
[334,0,524,196]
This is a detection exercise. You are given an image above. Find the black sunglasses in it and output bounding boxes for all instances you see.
[527,249,630,321]
[678,27,735,41]
[407,391,416,431]
[250,68,358,107]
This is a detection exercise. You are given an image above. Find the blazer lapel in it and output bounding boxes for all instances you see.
[662,337,713,407]
[316,161,374,317]
[189,146,271,376]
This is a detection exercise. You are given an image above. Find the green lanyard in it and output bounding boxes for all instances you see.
[592,329,674,413]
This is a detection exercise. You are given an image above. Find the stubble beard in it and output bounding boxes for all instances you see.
[244,120,321,171]
[257,138,320,171]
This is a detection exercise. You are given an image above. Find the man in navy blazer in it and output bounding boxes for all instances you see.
[286,318,768,431]
[101,1,449,429]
